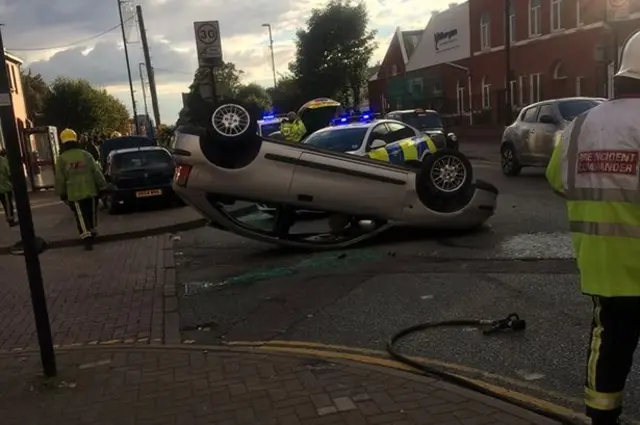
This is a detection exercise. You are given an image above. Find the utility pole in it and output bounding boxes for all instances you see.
[262,23,277,87]
[137,5,161,127]
[138,63,150,134]
[0,26,56,377]
[117,0,139,135]
[504,0,513,125]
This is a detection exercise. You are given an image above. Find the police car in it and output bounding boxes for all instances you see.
[257,114,284,137]
[302,114,451,165]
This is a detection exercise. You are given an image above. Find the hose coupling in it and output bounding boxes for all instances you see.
[482,313,526,335]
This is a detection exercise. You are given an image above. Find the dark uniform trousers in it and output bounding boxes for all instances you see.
[586,296,640,424]
[69,197,98,239]
[0,191,15,223]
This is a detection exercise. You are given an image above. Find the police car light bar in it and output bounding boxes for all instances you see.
[330,113,378,126]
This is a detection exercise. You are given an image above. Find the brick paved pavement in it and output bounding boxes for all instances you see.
[0,235,177,351]
[0,345,561,425]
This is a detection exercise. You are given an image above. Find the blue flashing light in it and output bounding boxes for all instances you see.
[340,117,347,122]
[263,114,276,120]
[361,114,370,120]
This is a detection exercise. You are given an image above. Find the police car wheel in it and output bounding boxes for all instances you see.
[420,149,472,199]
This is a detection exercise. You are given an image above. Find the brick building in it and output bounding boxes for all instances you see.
[1,51,29,150]
[469,0,640,125]
[368,0,640,135]
[367,27,424,113]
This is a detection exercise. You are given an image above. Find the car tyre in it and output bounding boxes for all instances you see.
[501,142,522,176]
[420,149,473,199]
[209,102,258,143]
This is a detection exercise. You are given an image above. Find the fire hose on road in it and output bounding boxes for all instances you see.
[387,313,584,425]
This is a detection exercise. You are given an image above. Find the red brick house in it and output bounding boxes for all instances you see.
[469,0,640,125]
[367,27,424,113]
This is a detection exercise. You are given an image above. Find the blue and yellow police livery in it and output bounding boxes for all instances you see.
[367,135,438,164]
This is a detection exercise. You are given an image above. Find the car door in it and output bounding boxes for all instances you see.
[365,123,391,152]
[519,105,540,163]
[384,122,420,164]
[535,103,561,162]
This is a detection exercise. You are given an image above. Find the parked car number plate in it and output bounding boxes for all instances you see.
[136,189,162,198]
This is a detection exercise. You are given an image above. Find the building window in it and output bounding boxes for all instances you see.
[457,82,465,114]
[508,0,516,43]
[391,64,398,76]
[576,0,584,26]
[551,0,563,31]
[518,75,526,105]
[411,35,420,48]
[529,0,541,37]
[576,76,584,96]
[409,78,423,95]
[482,77,491,109]
[480,12,491,50]
[530,73,541,102]
[510,80,517,106]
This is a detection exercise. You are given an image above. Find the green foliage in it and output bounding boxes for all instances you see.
[156,124,176,148]
[236,83,271,112]
[290,0,377,104]
[20,69,50,124]
[41,78,130,135]
[267,73,305,113]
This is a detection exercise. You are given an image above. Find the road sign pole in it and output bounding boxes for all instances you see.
[194,21,224,100]
[0,27,57,377]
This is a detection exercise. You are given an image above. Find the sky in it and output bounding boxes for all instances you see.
[1,0,454,124]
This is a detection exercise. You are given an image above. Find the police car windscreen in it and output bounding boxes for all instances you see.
[303,127,368,153]
[261,122,281,135]
[558,99,601,121]
[113,150,173,171]
[405,112,443,130]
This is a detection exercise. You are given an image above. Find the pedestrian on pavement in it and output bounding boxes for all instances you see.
[545,30,640,425]
[280,112,306,143]
[0,149,17,227]
[54,128,108,251]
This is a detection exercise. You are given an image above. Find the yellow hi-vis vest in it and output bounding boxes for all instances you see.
[546,99,640,296]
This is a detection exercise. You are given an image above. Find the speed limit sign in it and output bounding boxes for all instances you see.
[194,21,223,66]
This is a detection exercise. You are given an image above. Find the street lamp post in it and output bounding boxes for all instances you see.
[0,26,56,377]
[262,23,277,88]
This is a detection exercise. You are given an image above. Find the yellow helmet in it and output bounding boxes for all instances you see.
[60,128,78,143]
[110,131,122,138]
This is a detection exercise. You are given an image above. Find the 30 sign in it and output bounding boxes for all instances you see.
[194,21,223,66]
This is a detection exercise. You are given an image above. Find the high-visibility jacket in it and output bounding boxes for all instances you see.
[546,98,640,297]
[0,155,12,193]
[280,119,306,142]
[55,147,107,202]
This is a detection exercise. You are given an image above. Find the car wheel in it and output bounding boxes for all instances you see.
[501,143,522,176]
[420,149,473,199]
[210,103,256,142]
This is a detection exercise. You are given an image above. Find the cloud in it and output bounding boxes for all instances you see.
[3,0,456,123]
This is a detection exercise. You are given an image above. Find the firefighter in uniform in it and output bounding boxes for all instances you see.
[55,128,108,251]
[280,112,306,143]
[546,31,640,425]
[0,149,17,227]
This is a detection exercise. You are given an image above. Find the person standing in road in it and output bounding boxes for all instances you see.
[545,31,640,425]
[0,149,17,227]
[54,128,107,251]
[280,112,306,143]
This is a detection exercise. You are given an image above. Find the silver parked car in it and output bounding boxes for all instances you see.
[500,97,604,176]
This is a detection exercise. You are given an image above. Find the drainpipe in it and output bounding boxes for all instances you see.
[445,62,473,125]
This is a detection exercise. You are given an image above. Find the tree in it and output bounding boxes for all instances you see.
[236,83,271,112]
[21,69,50,124]
[266,73,305,113]
[186,62,244,99]
[156,124,175,148]
[290,0,377,104]
[41,78,130,135]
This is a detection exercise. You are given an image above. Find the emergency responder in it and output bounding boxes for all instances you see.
[280,112,306,142]
[54,128,107,251]
[80,133,100,162]
[110,131,122,138]
[0,149,17,227]
[545,30,640,425]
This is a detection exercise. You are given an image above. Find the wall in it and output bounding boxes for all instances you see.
[406,2,471,72]
[1,55,28,150]
[467,0,640,125]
